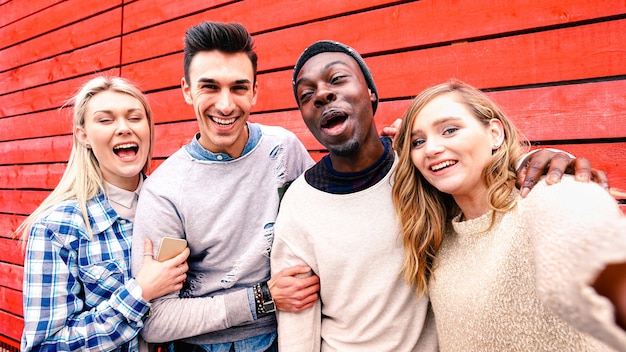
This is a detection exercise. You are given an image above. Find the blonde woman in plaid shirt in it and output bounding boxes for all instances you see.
[17,77,190,351]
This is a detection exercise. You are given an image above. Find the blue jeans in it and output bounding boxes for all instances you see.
[168,334,277,352]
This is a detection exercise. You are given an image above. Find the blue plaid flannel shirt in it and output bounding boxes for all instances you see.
[21,193,150,351]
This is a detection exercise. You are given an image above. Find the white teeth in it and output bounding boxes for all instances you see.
[431,160,456,171]
[212,116,236,125]
[114,143,138,150]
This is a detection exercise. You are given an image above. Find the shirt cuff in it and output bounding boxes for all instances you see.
[110,278,151,323]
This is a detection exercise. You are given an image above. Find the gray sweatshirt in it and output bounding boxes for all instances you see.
[131,123,313,344]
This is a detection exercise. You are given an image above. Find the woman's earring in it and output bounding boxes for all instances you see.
[86,143,92,149]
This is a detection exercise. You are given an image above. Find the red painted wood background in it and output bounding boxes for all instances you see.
[1,0,625,347]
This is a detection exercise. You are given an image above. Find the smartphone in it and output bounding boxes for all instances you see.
[156,237,188,262]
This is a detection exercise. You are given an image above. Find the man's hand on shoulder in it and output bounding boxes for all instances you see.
[516,149,609,197]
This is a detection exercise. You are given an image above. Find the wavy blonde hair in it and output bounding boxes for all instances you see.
[392,80,527,296]
[16,76,154,241]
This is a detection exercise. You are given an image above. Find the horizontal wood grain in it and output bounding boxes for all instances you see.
[122,0,234,33]
[0,309,22,344]
[0,0,60,29]
[0,190,50,216]
[368,19,626,101]
[0,262,23,292]
[0,286,22,317]
[119,0,626,70]
[0,0,119,50]
[0,38,122,96]
[0,69,119,119]
[0,214,26,239]
[0,238,24,266]
[0,136,72,165]
[121,0,397,64]
[0,164,66,189]
[253,0,626,72]
[0,8,122,72]
[0,110,72,142]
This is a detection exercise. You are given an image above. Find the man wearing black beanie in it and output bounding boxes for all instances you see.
[271,40,439,351]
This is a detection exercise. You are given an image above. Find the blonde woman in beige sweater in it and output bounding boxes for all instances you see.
[392,80,626,351]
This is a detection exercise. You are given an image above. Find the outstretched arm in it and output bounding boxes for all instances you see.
[522,177,626,351]
[592,262,626,330]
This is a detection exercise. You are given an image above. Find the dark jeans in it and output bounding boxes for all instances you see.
[170,338,278,352]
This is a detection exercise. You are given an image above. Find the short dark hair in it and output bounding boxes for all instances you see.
[183,21,258,84]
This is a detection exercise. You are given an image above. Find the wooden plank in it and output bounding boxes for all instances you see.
[0,262,23,292]
[0,38,122,96]
[488,80,626,142]
[147,89,195,124]
[0,110,72,142]
[254,0,626,72]
[120,0,626,69]
[0,190,50,216]
[0,69,119,119]
[121,0,396,64]
[0,238,24,266]
[0,164,66,190]
[0,8,122,72]
[0,286,22,317]
[120,54,182,93]
[0,309,23,344]
[0,0,120,49]
[367,19,626,101]
[122,0,234,33]
[0,136,72,165]
[0,214,26,239]
[0,0,60,28]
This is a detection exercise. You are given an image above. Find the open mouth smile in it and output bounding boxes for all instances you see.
[430,160,457,172]
[113,143,139,159]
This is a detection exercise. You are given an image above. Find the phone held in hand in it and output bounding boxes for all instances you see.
[156,237,188,262]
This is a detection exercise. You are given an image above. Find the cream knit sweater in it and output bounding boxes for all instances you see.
[429,177,626,351]
[271,162,438,352]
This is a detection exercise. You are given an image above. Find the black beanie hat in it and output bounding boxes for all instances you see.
[292,40,379,114]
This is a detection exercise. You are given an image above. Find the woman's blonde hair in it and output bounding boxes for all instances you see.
[392,80,527,296]
[16,76,154,241]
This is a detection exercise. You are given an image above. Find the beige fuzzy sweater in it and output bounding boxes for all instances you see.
[429,177,626,351]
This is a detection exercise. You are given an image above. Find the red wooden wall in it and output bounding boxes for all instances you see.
[1,0,625,347]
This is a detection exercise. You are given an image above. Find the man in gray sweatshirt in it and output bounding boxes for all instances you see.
[130,21,318,351]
